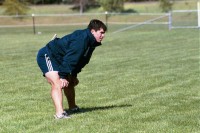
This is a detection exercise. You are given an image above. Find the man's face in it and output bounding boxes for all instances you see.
[91,28,106,42]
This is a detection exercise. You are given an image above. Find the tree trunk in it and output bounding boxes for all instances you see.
[79,0,88,14]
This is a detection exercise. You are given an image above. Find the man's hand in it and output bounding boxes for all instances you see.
[60,78,69,88]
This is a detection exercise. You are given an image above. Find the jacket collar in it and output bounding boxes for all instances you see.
[86,28,102,47]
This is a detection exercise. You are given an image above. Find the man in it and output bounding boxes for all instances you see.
[36,19,107,119]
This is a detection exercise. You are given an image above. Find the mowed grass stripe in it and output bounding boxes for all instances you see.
[0,26,199,132]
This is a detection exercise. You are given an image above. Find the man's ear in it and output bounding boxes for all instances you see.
[91,29,95,35]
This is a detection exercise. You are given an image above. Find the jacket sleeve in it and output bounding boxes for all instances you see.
[58,39,87,79]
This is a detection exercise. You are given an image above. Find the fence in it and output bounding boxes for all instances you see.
[0,11,198,34]
[169,10,199,29]
[0,12,169,34]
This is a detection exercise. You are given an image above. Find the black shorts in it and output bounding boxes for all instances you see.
[36,47,59,77]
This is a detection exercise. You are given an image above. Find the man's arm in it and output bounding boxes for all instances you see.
[58,39,87,79]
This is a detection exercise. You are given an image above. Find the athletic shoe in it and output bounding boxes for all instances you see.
[68,106,81,114]
[54,111,71,119]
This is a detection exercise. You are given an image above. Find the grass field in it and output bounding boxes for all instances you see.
[0,23,199,133]
[0,1,198,15]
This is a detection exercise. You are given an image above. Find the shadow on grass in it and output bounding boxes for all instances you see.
[67,104,132,115]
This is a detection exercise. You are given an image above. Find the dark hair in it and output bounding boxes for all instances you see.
[87,19,107,32]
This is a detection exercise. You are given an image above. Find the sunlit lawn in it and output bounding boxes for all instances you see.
[0,24,199,132]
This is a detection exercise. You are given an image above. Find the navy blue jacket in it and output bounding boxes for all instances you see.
[46,28,101,79]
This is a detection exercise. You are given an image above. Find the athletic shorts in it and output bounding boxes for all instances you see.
[36,47,59,77]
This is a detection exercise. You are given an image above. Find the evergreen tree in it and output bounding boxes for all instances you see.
[3,0,29,15]
[159,0,173,12]
[99,0,124,12]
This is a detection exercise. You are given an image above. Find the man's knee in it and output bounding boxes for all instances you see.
[64,84,73,90]
[69,76,79,86]
[45,71,61,89]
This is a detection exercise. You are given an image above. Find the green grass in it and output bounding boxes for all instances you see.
[126,1,198,13]
[29,5,75,14]
[28,1,200,14]
[0,24,199,132]
[0,1,198,15]
[0,1,198,30]
[126,1,197,12]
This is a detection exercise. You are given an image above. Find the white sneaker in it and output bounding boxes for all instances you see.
[54,111,71,119]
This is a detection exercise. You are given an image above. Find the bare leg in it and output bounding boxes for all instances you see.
[63,83,76,109]
[45,71,64,115]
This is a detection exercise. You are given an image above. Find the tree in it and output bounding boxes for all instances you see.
[99,0,124,12]
[79,0,88,14]
[159,0,173,12]
[71,0,99,14]
[28,0,63,4]
[3,0,29,15]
